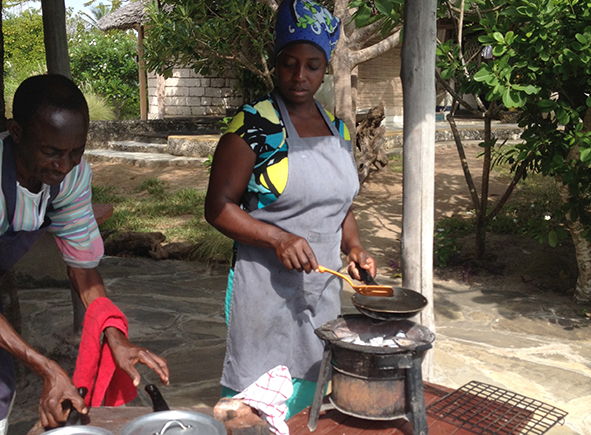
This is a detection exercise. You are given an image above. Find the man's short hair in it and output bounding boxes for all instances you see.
[12,74,89,127]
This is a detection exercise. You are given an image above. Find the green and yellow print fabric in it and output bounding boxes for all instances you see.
[224,95,350,212]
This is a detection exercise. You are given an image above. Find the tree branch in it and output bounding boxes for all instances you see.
[349,20,384,46]
[448,115,481,211]
[435,70,481,116]
[486,151,535,220]
[350,27,402,66]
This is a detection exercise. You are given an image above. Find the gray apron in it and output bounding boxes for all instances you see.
[0,137,59,419]
[221,92,359,391]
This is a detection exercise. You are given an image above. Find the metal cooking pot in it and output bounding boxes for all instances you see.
[351,288,428,320]
[120,385,227,435]
[44,426,114,435]
[120,410,227,435]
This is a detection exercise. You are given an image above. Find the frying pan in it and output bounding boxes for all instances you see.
[351,290,428,320]
[353,263,428,320]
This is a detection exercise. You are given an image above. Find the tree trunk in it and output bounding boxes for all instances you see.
[332,43,356,146]
[41,0,71,78]
[475,116,492,261]
[401,0,437,379]
[555,183,591,303]
[356,103,387,184]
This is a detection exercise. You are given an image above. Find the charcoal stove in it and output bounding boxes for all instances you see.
[307,314,435,435]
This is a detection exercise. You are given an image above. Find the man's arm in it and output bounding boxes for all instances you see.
[0,314,87,428]
[67,266,170,386]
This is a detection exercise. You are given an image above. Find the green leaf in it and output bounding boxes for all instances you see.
[575,33,589,44]
[473,67,493,83]
[492,45,507,57]
[548,230,558,248]
[492,32,505,43]
[580,147,591,162]
[354,3,373,27]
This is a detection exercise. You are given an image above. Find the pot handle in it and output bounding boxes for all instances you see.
[64,387,88,427]
[145,384,170,412]
[154,420,193,435]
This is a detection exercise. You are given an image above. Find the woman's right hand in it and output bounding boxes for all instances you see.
[274,232,318,273]
[39,360,87,428]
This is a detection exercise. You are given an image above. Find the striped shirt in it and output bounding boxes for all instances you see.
[0,135,104,268]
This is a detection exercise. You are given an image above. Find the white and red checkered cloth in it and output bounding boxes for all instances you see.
[235,365,294,435]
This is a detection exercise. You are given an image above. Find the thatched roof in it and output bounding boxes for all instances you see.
[97,1,148,31]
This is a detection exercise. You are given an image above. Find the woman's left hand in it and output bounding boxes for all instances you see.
[346,247,377,282]
[104,327,170,387]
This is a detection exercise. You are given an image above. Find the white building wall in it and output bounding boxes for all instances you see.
[147,67,244,119]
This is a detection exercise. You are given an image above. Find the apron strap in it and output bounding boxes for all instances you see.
[272,90,341,139]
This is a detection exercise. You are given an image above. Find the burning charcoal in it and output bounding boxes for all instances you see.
[333,326,359,340]
[369,336,385,346]
[382,339,398,348]
[395,338,413,347]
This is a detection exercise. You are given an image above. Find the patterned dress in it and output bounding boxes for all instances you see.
[224,94,350,212]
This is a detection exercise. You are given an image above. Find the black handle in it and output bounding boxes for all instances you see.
[145,384,170,412]
[63,387,88,427]
[355,262,378,286]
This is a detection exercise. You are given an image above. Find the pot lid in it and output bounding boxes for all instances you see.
[120,410,227,435]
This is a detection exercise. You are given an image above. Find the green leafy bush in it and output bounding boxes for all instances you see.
[70,30,140,119]
[3,9,46,97]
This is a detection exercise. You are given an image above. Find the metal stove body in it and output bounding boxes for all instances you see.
[308,314,435,435]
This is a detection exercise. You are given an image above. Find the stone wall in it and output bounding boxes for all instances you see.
[357,46,403,128]
[147,68,244,119]
[86,117,224,149]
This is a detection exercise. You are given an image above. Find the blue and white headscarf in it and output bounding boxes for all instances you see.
[273,0,341,63]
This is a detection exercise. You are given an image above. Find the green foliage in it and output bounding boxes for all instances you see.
[82,85,117,121]
[143,0,274,92]
[69,29,140,119]
[437,0,591,248]
[348,0,405,37]
[136,178,165,197]
[91,185,124,205]
[3,8,46,97]
[94,184,233,262]
[434,217,472,268]
[433,169,569,268]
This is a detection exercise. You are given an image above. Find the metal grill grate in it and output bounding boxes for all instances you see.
[427,381,568,435]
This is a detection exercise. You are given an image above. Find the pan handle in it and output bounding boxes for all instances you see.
[355,262,378,286]
[145,384,171,412]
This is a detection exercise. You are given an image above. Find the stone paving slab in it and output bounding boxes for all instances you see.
[84,149,208,168]
[105,141,168,154]
[7,257,591,435]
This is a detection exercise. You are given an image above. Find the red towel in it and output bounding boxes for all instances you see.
[73,297,137,407]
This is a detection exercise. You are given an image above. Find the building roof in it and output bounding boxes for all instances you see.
[96,1,147,31]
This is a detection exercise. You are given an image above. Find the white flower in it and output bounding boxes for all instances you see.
[544,213,551,221]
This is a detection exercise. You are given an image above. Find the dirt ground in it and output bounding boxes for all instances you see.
[89,143,582,300]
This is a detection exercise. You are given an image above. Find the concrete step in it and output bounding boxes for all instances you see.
[105,141,168,154]
[85,122,525,167]
[85,149,208,168]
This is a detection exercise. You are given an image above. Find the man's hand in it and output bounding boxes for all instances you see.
[38,361,87,428]
[103,327,170,387]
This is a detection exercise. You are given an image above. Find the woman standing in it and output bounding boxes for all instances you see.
[205,0,377,418]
